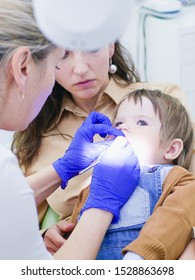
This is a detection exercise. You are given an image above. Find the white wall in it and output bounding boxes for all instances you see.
[120,0,145,76]
[0,130,14,148]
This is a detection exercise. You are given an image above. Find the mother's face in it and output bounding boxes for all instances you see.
[55,44,115,100]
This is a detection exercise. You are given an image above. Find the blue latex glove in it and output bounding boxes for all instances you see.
[80,136,140,223]
[53,112,124,188]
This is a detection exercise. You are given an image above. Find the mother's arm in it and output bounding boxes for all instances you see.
[54,209,113,259]
[178,239,195,260]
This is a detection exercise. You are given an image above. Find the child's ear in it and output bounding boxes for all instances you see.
[164,138,183,160]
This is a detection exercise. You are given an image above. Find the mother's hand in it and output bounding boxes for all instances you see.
[44,220,75,255]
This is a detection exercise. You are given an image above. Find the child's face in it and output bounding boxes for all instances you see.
[114,96,170,165]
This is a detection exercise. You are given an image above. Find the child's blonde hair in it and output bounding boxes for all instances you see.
[116,89,194,169]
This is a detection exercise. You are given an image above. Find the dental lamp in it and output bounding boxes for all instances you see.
[32,0,135,51]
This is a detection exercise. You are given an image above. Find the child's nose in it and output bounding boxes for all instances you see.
[116,122,128,131]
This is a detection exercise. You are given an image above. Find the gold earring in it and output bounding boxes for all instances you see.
[17,90,25,102]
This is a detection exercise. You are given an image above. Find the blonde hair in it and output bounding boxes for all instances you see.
[0,0,55,69]
[117,89,194,169]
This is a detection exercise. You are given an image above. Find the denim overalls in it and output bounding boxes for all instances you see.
[95,164,173,260]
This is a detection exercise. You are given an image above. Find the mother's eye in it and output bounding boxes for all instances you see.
[88,49,100,54]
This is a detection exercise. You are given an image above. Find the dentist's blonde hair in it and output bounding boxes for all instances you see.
[0,0,55,69]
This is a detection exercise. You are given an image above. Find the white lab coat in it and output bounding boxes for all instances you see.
[0,144,52,259]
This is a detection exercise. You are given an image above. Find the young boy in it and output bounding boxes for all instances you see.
[70,89,195,260]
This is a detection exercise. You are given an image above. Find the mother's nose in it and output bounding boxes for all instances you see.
[73,53,89,75]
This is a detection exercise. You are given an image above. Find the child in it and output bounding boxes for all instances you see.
[70,88,195,260]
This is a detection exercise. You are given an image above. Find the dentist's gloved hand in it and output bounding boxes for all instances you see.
[80,136,140,223]
[53,112,124,189]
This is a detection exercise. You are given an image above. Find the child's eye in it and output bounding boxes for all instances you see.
[114,121,123,128]
[137,120,147,126]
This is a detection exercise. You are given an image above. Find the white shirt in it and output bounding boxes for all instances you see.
[0,145,52,259]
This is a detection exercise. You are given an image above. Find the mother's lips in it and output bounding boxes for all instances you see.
[75,79,94,85]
